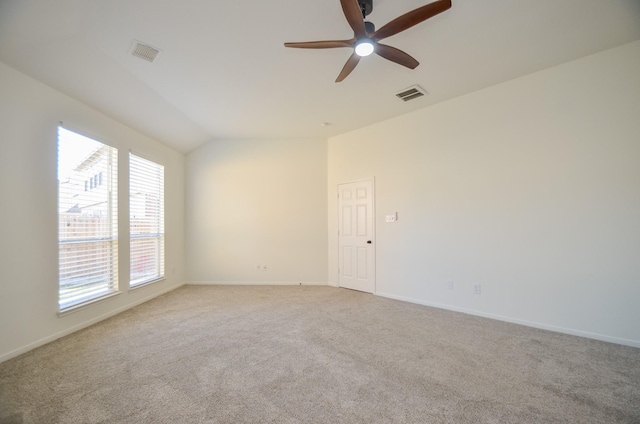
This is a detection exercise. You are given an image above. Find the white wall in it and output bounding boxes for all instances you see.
[0,62,187,362]
[328,41,640,347]
[2,38,638,362]
[186,138,328,284]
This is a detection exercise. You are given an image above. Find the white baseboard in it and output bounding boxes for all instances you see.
[0,282,186,364]
[186,281,329,286]
[375,291,640,349]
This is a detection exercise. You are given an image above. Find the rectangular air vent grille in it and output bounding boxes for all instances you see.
[131,41,161,62]
[396,85,427,102]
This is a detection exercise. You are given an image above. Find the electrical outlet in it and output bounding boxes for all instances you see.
[446,280,454,290]
[473,284,482,295]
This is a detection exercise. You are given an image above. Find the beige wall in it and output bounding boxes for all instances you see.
[2,39,638,362]
[185,138,328,284]
[328,41,640,347]
[0,62,187,361]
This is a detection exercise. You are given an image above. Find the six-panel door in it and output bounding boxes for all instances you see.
[338,180,375,293]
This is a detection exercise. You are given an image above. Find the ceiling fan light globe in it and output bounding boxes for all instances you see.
[355,39,375,57]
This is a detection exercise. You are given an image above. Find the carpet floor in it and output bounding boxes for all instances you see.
[1,285,639,423]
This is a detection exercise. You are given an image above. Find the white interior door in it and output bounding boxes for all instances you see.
[338,179,375,293]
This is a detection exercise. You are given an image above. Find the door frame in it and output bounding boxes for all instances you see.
[337,177,376,293]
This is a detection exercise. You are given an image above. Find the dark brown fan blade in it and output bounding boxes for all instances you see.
[336,52,361,82]
[284,39,354,49]
[373,0,451,41]
[375,43,419,69]
[340,0,366,38]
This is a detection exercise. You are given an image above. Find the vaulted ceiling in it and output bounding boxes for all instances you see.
[1,0,639,153]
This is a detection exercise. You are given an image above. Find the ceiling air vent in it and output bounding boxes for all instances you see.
[395,85,427,102]
[131,41,161,63]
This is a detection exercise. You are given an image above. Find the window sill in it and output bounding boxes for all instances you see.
[129,277,166,291]
[58,291,122,317]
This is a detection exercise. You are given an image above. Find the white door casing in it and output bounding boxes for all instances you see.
[338,179,375,293]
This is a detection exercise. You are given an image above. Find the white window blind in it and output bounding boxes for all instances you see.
[130,152,164,287]
[57,127,118,311]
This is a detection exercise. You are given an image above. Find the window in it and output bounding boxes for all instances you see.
[130,152,164,287]
[57,127,118,311]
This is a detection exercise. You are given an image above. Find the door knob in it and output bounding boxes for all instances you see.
[367,240,372,244]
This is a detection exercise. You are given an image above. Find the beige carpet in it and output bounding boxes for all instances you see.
[1,285,639,423]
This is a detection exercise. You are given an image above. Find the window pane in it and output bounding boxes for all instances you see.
[58,127,118,310]
[130,153,164,287]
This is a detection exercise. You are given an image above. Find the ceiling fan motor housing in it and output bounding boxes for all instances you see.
[364,21,375,34]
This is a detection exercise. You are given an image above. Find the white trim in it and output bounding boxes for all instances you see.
[129,277,166,291]
[186,281,330,286]
[338,176,376,185]
[58,121,115,150]
[0,282,186,364]
[58,291,122,317]
[129,148,164,167]
[375,291,640,349]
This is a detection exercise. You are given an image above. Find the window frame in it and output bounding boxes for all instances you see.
[129,151,165,288]
[57,126,119,312]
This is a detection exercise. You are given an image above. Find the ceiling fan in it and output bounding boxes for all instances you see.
[284,0,452,82]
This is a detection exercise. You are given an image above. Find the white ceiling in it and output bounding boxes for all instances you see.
[1,0,639,153]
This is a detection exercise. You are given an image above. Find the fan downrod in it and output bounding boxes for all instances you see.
[359,0,373,17]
